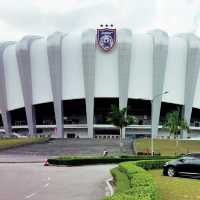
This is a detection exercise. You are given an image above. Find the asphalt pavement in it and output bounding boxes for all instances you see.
[0,162,114,200]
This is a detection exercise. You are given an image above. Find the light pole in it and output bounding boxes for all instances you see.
[151,91,168,156]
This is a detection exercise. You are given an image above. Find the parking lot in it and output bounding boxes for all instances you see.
[0,162,114,200]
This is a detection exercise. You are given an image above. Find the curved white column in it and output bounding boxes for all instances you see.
[47,32,64,138]
[82,29,96,138]
[0,42,15,135]
[179,34,200,138]
[118,29,133,139]
[16,36,42,135]
[149,30,169,138]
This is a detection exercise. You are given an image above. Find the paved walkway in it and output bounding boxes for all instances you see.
[0,163,115,200]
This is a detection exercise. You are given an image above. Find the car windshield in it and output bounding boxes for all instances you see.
[181,156,195,160]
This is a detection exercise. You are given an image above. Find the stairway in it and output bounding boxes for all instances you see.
[0,139,134,156]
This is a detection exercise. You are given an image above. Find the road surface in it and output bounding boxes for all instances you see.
[0,163,114,200]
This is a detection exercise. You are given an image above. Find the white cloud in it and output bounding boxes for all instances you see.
[155,0,200,35]
[0,0,200,41]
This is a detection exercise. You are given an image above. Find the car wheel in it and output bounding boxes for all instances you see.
[167,167,176,177]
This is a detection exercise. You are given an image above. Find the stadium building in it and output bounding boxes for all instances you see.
[1,28,200,139]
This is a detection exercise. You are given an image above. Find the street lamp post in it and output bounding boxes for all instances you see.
[151,91,168,156]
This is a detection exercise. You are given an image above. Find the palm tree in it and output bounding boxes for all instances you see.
[107,105,137,141]
[164,108,189,155]
[164,108,189,139]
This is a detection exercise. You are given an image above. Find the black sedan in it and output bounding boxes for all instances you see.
[163,154,200,177]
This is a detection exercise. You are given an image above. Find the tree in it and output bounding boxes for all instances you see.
[164,108,189,139]
[107,105,137,140]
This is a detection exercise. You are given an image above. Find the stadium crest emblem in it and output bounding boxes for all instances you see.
[97,27,116,52]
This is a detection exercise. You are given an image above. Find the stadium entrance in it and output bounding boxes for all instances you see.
[94,129,120,139]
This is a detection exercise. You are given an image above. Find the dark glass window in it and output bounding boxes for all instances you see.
[63,99,86,124]
[94,98,119,124]
[10,107,27,126]
[35,102,55,125]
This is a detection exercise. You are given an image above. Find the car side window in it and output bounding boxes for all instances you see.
[192,158,200,164]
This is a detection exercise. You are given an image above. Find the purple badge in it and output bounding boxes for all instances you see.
[97,28,116,52]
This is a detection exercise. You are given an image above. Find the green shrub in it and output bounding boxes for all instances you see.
[105,159,167,200]
[135,160,168,170]
[130,173,154,187]
[111,167,130,193]
[104,193,152,200]
[48,155,176,166]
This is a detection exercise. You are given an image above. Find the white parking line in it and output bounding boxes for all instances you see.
[24,192,36,199]
[24,177,50,199]
[44,183,49,188]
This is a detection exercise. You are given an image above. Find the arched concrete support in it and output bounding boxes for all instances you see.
[179,34,200,138]
[118,29,133,139]
[0,42,15,135]
[149,30,169,138]
[16,36,42,135]
[82,29,96,138]
[47,32,64,138]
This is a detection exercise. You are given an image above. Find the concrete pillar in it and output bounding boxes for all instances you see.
[179,34,200,139]
[118,29,133,139]
[16,36,41,135]
[0,42,15,135]
[149,30,169,138]
[82,29,96,138]
[47,32,64,138]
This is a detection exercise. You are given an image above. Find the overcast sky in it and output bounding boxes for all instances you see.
[0,0,200,41]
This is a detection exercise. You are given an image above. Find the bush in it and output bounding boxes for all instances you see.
[137,152,161,156]
[104,159,168,200]
[47,155,177,166]
[111,167,130,193]
[135,160,168,170]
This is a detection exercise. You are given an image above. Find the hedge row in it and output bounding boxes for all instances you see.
[47,155,176,166]
[135,159,168,170]
[111,167,130,194]
[103,159,168,200]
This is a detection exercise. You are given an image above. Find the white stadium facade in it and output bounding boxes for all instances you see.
[1,28,200,139]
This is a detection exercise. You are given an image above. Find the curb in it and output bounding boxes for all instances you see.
[105,178,114,196]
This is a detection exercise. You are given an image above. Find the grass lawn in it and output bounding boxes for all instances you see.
[135,138,200,156]
[150,169,200,200]
[0,137,49,150]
